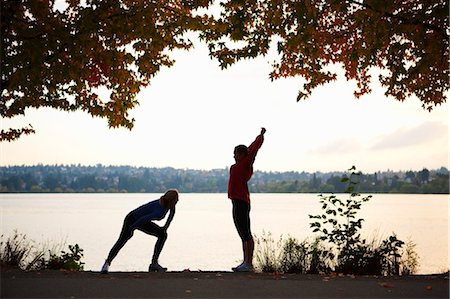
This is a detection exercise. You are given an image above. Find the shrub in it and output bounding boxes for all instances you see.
[279,237,309,273]
[308,237,335,274]
[254,231,281,272]
[0,231,36,269]
[401,239,419,275]
[254,234,334,274]
[309,166,418,275]
[0,231,84,271]
[46,244,84,271]
[255,166,420,276]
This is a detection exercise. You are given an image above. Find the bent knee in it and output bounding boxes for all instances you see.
[124,229,134,240]
[159,230,168,240]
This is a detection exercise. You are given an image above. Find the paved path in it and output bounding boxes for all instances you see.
[2,270,448,298]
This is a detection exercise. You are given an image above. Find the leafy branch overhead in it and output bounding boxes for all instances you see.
[1,0,211,141]
[202,0,449,106]
[2,0,449,141]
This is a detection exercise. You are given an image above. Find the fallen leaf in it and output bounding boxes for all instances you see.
[380,282,395,288]
[272,271,281,280]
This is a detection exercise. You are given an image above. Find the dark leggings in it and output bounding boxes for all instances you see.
[232,199,252,242]
[106,213,167,264]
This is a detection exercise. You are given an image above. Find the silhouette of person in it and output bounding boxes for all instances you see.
[101,189,179,273]
[229,128,266,272]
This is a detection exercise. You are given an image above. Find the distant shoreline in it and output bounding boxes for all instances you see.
[2,165,449,194]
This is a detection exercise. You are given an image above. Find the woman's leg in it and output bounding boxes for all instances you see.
[232,200,253,266]
[106,213,135,264]
[138,221,168,264]
[244,237,254,266]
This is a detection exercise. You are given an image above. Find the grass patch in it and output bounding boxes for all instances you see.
[255,233,419,275]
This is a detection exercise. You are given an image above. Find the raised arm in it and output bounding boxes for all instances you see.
[247,128,266,161]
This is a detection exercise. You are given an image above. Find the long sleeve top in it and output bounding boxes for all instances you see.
[228,134,264,204]
[130,199,175,230]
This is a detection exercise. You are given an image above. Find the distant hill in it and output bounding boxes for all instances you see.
[0,165,448,194]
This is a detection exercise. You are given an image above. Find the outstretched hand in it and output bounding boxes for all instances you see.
[261,127,266,135]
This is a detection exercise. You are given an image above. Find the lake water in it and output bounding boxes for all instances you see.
[0,193,448,274]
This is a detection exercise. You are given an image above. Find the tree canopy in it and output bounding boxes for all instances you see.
[2,0,449,141]
[201,0,449,107]
[1,0,210,141]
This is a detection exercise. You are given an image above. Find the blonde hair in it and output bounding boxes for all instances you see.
[161,189,179,209]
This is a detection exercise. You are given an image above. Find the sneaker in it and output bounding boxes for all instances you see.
[149,263,167,272]
[232,262,244,271]
[101,261,110,274]
[233,262,254,272]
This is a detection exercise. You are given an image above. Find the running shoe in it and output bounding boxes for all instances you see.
[100,261,110,274]
[149,263,168,272]
[233,262,254,272]
[232,262,244,271]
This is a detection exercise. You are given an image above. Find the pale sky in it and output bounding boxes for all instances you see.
[1,35,449,173]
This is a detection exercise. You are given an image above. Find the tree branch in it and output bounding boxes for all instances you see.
[347,0,449,39]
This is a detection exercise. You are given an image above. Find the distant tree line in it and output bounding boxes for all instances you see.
[0,165,448,194]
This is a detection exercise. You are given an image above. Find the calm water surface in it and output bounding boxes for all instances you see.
[1,193,448,274]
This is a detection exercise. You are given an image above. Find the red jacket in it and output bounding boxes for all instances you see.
[228,134,264,204]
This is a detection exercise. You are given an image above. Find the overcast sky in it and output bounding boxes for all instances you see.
[1,33,448,173]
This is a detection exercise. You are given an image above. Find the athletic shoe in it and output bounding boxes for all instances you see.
[232,262,244,271]
[149,263,168,272]
[101,261,110,274]
[233,262,254,272]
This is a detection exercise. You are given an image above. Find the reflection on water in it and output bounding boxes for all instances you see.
[1,193,448,274]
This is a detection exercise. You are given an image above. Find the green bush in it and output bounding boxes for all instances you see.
[46,244,84,271]
[308,166,416,275]
[0,231,84,271]
[0,231,36,269]
[255,166,419,276]
[308,237,335,274]
[279,237,308,273]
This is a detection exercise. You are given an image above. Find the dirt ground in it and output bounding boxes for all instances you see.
[1,269,448,298]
